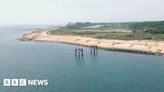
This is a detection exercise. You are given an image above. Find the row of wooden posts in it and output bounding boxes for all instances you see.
[75,48,83,57]
[90,45,98,54]
[75,45,98,58]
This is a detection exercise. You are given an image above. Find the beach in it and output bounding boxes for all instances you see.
[21,30,164,55]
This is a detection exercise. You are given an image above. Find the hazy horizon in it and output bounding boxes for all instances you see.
[0,0,164,25]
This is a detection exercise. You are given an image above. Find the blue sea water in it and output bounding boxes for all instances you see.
[0,26,164,92]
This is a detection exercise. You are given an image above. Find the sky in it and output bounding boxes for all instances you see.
[0,0,164,25]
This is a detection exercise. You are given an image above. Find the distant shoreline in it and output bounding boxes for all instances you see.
[20,30,164,56]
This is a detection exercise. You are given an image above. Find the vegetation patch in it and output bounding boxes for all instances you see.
[50,21,164,40]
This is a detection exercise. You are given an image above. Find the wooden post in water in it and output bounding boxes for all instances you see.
[81,48,83,57]
[75,49,77,57]
[75,48,84,58]
[90,45,98,55]
[78,48,80,57]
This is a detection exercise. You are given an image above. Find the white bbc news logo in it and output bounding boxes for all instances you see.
[3,79,26,86]
[3,79,48,86]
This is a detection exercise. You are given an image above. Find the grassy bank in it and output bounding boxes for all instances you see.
[50,21,164,40]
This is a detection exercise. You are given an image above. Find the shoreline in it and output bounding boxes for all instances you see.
[20,30,164,56]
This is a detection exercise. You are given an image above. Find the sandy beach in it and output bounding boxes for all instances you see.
[22,30,164,55]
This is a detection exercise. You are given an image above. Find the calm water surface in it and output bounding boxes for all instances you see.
[0,26,164,92]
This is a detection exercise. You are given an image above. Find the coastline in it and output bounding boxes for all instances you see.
[20,30,164,56]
